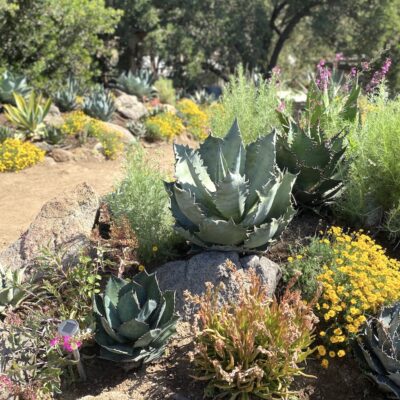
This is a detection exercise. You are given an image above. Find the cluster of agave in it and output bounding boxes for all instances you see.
[53,76,79,112]
[116,70,158,100]
[0,267,28,315]
[0,70,30,105]
[165,120,296,251]
[276,112,347,208]
[354,304,400,399]
[94,272,179,364]
[83,86,115,122]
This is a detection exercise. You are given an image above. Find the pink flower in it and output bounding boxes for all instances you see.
[361,61,370,71]
[350,67,357,77]
[50,336,61,347]
[271,66,281,76]
[335,53,344,62]
[62,336,82,352]
[0,374,13,390]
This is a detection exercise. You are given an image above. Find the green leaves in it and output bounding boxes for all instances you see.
[355,304,400,399]
[166,119,296,251]
[4,92,51,139]
[94,272,178,364]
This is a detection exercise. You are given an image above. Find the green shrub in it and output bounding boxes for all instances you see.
[106,147,183,265]
[209,65,281,143]
[187,261,317,399]
[337,84,400,236]
[154,78,176,105]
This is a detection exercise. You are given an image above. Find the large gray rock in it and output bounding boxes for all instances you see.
[51,148,74,162]
[0,183,99,272]
[114,91,148,121]
[156,251,281,315]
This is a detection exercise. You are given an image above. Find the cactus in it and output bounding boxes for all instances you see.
[53,76,79,112]
[83,86,116,122]
[115,70,157,100]
[93,272,179,364]
[354,304,400,399]
[165,119,296,252]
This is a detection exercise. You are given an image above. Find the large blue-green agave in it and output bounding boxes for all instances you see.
[165,120,297,252]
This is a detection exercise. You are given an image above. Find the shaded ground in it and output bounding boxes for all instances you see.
[63,322,385,400]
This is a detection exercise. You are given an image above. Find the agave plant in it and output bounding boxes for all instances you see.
[276,113,347,208]
[93,272,179,364]
[0,126,15,143]
[0,70,31,104]
[190,89,216,105]
[165,119,296,252]
[83,86,116,122]
[126,120,147,138]
[0,267,28,315]
[53,76,79,112]
[116,70,158,100]
[4,92,51,139]
[354,304,400,399]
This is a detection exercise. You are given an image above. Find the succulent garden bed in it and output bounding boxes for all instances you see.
[2,54,400,400]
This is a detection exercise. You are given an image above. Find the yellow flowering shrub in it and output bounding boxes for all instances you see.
[0,138,45,172]
[145,112,184,141]
[176,99,209,140]
[311,227,400,368]
[60,111,123,159]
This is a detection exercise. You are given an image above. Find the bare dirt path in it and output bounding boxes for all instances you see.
[0,137,193,251]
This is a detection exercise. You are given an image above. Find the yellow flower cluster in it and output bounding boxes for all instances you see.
[0,138,45,172]
[61,111,92,136]
[176,99,209,141]
[60,111,123,159]
[145,112,184,141]
[315,226,400,368]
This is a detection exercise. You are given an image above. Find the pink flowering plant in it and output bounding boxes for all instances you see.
[49,335,82,353]
[303,54,361,136]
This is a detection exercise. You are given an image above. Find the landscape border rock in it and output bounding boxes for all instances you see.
[156,251,281,316]
[0,182,99,272]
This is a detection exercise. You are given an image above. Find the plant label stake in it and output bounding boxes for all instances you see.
[58,319,87,381]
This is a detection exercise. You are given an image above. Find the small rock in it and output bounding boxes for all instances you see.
[44,104,64,127]
[0,183,99,272]
[34,142,53,153]
[156,251,281,316]
[42,156,57,166]
[114,91,148,121]
[51,148,74,162]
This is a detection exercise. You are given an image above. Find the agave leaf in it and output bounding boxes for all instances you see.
[165,182,199,231]
[117,290,140,322]
[198,135,225,183]
[133,272,161,304]
[104,296,121,329]
[220,119,246,175]
[171,184,205,226]
[133,329,162,348]
[290,130,330,167]
[152,315,180,347]
[213,171,248,221]
[118,319,149,341]
[100,317,126,344]
[137,299,158,322]
[174,226,207,247]
[105,276,127,306]
[101,343,135,356]
[267,172,297,220]
[369,373,400,398]
[243,219,281,249]
[197,218,247,246]
[155,291,176,328]
[245,131,277,209]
